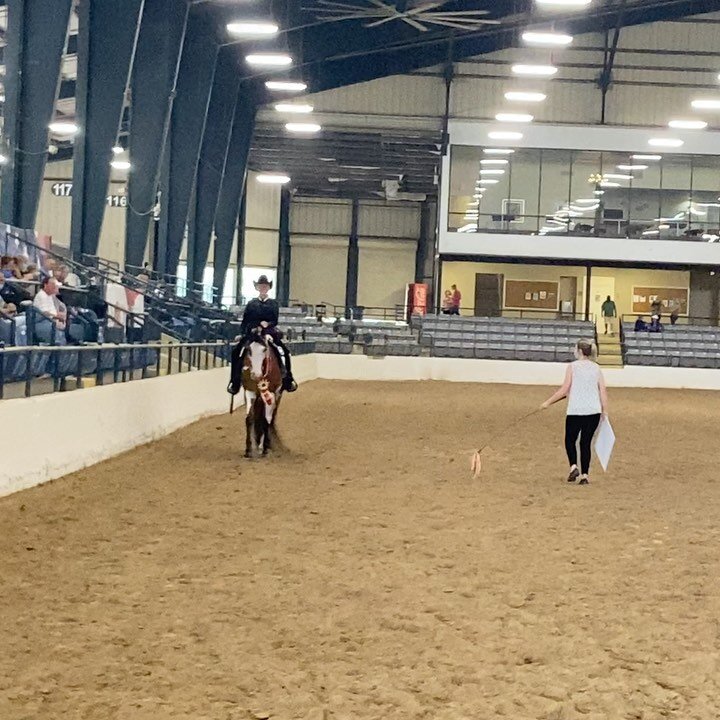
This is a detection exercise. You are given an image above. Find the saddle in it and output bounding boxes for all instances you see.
[227,333,286,396]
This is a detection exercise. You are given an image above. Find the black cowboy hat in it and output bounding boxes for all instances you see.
[254,275,273,288]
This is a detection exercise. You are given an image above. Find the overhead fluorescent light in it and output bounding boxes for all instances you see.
[522,31,573,46]
[480,159,509,165]
[617,164,648,171]
[111,160,131,170]
[473,193,484,199]
[483,148,515,154]
[603,173,634,180]
[648,138,683,147]
[668,119,708,130]
[504,91,547,102]
[0,154,7,164]
[227,22,279,37]
[246,53,292,67]
[488,131,523,140]
[696,202,720,208]
[274,103,313,114]
[479,169,505,175]
[691,98,720,110]
[536,0,591,5]
[477,179,500,185]
[600,181,620,188]
[495,112,534,123]
[265,80,307,92]
[257,173,290,184]
[658,224,671,230]
[642,230,660,236]
[632,154,662,161]
[593,190,605,195]
[48,121,79,135]
[112,146,124,155]
[575,198,598,203]
[511,64,558,77]
[285,122,321,133]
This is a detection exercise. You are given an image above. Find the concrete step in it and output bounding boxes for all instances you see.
[598,356,624,367]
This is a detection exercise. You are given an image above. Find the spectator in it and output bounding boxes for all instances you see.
[634,316,648,332]
[33,276,67,330]
[650,298,663,332]
[670,306,680,326]
[22,264,40,281]
[1,255,21,279]
[0,293,17,318]
[57,264,82,288]
[450,284,462,315]
[601,295,617,335]
[441,289,453,314]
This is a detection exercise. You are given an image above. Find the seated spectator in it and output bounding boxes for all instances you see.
[0,294,17,318]
[57,264,82,288]
[22,264,40,281]
[1,255,21,279]
[634,316,648,332]
[33,276,67,330]
[670,306,680,326]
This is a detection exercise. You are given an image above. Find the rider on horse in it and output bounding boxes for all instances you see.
[228,275,297,395]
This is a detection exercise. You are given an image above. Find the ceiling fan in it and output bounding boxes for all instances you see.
[311,0,500,33]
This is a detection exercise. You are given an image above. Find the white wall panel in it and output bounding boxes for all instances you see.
[290,197,351,236]
[245,229,278,267]
[290,236,348,305]
[359,201,421,239]
[246,171,281,231]
[357,239,415,309]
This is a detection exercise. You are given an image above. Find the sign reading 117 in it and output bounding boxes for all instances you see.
[51,182,127,207]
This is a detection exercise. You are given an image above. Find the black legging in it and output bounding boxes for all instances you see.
[565,414,602,475]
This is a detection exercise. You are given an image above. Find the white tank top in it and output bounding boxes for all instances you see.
[566,360,602,416]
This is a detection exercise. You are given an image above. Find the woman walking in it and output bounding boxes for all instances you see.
[541,340,609,485]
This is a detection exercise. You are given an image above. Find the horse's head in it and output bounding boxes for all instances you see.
[246,339,267,381]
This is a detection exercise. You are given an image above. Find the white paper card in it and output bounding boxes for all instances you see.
[594,417,615,472]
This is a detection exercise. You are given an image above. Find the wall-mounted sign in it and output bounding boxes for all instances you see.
[50,182,127,207]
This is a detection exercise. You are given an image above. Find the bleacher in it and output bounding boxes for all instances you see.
[623,323,720,368]
[420,315,595,362]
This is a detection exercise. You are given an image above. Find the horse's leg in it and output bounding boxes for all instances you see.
[253,398,265,454]
[244,390,256,458]
[262,401,276,455]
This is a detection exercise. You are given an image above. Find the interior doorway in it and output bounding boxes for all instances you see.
[559,276,578,317]
[474,273,503,317]
[590,275,616,328]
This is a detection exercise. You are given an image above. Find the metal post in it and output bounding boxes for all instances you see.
[585,265,593,322]
[345,199,360,318]
[277,187,292,306]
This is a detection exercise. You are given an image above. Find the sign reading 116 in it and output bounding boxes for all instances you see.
[51,182,127,207]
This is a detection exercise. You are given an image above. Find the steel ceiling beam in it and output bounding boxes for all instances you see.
[70,0,145,258]
[187,46,240,290]
[1,0,73,229]
[159,8,218,277]
[125,0,189,269]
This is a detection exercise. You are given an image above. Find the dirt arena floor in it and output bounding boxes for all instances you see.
[2,380,720,720]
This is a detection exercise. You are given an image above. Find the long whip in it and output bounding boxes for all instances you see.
[471,407,542,478]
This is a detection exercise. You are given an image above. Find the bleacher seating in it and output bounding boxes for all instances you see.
[623,323,720,368]
[420,315,594,362]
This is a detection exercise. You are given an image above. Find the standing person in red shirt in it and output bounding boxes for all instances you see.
[450,284,462,315]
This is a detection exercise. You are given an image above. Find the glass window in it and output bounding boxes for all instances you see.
[690,155,720,240]
[658,155,692,239]
[448,145,483,232]
[222,267,237,307]
[175,262,187,297]
[505,148,541,233]
[538,150,572,235]
[569,151,603,236]
[625,152,663,238]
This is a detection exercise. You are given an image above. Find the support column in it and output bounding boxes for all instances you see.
[125,0,188,269]
[160,10,218,277]
[1,0,73,228]
[188,47,240,291]
[415,200,436,300]
[277,188,292,307]
[212,87,257,303]
[345,199,360,317]
[231,190,248,306]
[70,0,145,258]
[585,265,593,322]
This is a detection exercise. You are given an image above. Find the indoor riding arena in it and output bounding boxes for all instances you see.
[4,1,720,719]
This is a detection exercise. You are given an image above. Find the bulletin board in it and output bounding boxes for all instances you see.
[504,280,559,310]
[632,287,689,315]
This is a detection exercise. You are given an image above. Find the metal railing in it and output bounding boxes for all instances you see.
[621,313,720,328]
[0,340,231,400]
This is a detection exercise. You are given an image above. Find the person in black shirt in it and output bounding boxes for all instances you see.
[228,275,297,394]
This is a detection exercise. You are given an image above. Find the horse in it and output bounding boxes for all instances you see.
[240,334,284,458]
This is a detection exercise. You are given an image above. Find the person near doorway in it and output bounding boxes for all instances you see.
[540,339,609,486]
[601,295,617,335]
[450,284,461,315]
[441,290,453,314]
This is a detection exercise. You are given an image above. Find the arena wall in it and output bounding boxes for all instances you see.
[4,353,720,497]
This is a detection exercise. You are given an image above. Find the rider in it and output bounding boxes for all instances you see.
[228,275,297,395]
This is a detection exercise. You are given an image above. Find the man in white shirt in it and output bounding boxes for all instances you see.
[33,276,67,330]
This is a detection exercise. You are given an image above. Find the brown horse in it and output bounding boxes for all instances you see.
[241,336,284,458]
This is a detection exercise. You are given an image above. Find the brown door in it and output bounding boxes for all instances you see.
[474,273,503,317]
[559,276,577,317]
